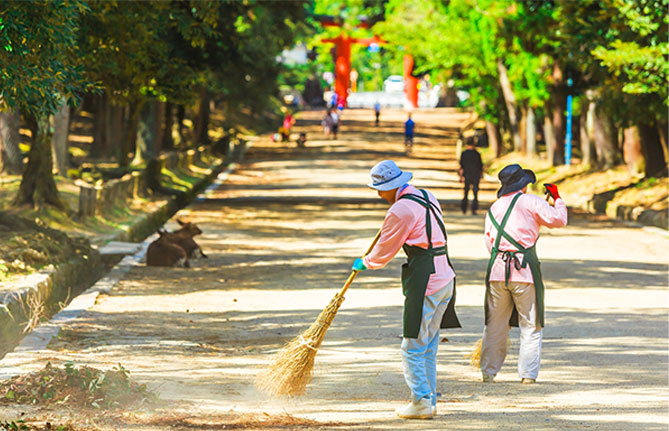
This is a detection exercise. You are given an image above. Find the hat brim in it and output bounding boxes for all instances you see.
[368,171,413,191]
[496,169,536,198]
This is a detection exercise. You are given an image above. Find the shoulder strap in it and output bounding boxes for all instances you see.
[488,193,524,251]
[399,190,448,246]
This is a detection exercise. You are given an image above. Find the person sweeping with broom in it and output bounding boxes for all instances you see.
[352,160,460,419]
[480,164,567,384]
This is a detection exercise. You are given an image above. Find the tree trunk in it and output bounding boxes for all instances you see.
[193,87,210,145]
[623,126,644,176]
[176,104,186,147]
[162,102,175,150]
[120,101,141,168]
[107,103,124,159]
[485,121,503,158]
[51,98,70,176]
[133,101,158,166]
[543,113,557,165]
[550,62,566,165]
[519,104,527,153]
[155,101,166,155]
[497,61,522,152]
[657,121,668,165]
[91,94,107,158]
[580,94,596,167]
[0,108,23,174]
[592,102,619,169]
[526,106,536,157]
[639,122,668,178]
[14,114,66,209]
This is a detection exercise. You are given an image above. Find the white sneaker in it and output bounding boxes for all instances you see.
[395,397,434,419]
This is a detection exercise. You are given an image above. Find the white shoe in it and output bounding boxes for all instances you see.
[395,397,434,419]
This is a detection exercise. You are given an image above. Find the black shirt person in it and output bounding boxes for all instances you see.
[458,137,483,215]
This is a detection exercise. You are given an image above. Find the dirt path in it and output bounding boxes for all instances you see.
[1,108,667,430]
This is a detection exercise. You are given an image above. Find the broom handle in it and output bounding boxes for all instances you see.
[337,229,383,297]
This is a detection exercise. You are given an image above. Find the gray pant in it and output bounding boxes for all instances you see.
[480,281,543,380]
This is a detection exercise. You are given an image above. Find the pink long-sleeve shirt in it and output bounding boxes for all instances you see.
[363,185,456,296]
[485,191,567,283]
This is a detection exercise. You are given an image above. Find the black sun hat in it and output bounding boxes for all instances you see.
[497,164,536,198]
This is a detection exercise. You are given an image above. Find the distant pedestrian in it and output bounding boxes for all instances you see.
[281,111,295,142]
[330,109,340,139]
[458,136,483,215]
[374,101,381,126]
[404,113,415,153]
[322,109,334,138]
[297,132,307,148]
[330,92,338,109]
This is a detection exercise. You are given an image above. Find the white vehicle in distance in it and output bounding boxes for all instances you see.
[383,75,405,93]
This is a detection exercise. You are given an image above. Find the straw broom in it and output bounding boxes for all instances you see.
[465,336,511,368]
[256,230,382,397]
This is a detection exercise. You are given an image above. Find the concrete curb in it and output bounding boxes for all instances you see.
[0,141,251,362]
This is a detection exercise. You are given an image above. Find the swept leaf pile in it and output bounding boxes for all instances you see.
[0,362,157,410]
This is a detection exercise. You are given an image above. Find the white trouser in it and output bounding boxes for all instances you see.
[400,280,454,405]
[480,281,543,380]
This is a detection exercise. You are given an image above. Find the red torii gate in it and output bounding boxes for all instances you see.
[318,17,419,108]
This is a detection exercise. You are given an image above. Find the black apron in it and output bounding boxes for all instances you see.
[484,193,545,328]
[399,190,461,338]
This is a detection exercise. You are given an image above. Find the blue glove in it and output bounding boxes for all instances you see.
[352,258,367,271]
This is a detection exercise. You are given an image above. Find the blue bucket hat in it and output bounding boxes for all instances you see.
[368,160,413,191]
[497,164,536,198]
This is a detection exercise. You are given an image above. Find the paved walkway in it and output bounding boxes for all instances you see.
[1,108,667,430]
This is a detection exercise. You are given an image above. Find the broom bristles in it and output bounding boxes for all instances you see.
[465,336,511,368]
[465,338,483,367]
[256,293,345,397]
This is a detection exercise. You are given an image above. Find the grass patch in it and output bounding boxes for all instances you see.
[0,213,96,283]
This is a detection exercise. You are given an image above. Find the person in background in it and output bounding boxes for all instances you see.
[322,108,334,138]
[404,113,415,153]
[458,136,483,215]
[480,164,567,385]
[281,111,295,142]
[330,91,338,109]
[352,160,460,419]
[374,101,381,126]
[297,132,307,148]
[330,108,340,139]
[337,98,345,113]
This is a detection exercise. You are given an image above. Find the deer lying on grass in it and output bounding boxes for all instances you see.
[146,231,189,267]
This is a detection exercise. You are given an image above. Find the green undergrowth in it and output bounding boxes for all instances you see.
[0,362,158,410]
[482,150,668,213]
[0,213,96,283]
[0,419,80,431]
